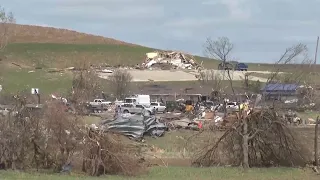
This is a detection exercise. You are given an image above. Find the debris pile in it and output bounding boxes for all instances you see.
[142,51,201,70]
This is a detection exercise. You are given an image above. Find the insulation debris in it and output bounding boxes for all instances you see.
[142,51,202,70]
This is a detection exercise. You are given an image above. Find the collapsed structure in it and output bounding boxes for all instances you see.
[142,51,202,70]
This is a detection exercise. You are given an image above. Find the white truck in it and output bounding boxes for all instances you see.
[88,99,112,113]
[150,102,166,113]
[121,104,153,114]
[123,95,150,106]
[89,99,112,106]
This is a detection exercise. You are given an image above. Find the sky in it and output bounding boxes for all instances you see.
[2,0,320,63]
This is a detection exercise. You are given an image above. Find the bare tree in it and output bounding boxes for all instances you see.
[197,70,222,91]
[68,59,102,114]
[108,69,133,99]
[0,99,145,176]
[0,6,15,52]
[0,6,15,83]
[268,43,310,83]
[204,37,233,69]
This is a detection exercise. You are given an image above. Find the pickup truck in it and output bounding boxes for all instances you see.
[150,102,166,113]
[121,104,153,114]
[88,99,112,113]
[89,99,112,106]
[234,63,248,71]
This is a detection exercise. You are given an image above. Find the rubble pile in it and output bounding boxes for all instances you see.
[142,51,202,70]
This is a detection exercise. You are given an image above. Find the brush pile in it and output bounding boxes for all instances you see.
[0,101,144,176]
[193,109,311,167]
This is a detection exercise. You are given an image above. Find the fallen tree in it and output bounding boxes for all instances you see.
[192,109,311,168]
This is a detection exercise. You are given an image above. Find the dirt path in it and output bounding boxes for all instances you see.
[98,69,270,82]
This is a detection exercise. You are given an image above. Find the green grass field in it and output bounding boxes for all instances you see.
[1,42,319,96]
[1,66,250,95]
[3,43,284,70]
[4,43,155,68]
[0,167,317,180]
[4,43,220,69]
[0,68,73,95]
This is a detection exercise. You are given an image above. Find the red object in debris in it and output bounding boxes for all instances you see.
[198,121,203,129]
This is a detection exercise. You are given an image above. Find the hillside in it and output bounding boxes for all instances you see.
[10,24,136,46]
[4,24,284,71]
[0,24,223,69]
[0,24,300,95]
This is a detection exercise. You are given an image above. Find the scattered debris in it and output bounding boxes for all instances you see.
[11,62,22,68]
[65,67,75,70]
[167,118,199,130]
[47,68,64,73]
[101,69,113,73]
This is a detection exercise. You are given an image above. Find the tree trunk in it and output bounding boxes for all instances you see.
[315,116,319,167]
[242,119,249,169]
[223,100,227,119]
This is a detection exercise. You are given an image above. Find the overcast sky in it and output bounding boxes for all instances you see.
[2,0,320,63]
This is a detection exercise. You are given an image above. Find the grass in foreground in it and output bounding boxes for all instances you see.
[1,68,73,95]
[0,167,317,180]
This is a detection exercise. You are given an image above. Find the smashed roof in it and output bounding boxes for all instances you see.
[142,51,202,70]
[261,83,299,92]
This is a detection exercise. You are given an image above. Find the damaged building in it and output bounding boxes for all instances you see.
[142,51,202,70]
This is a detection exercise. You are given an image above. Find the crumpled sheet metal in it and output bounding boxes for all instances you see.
[103,114,167,139]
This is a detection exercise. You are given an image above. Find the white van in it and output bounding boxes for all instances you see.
[123,95,151,107]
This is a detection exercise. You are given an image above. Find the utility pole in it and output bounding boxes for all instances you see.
[314,36,319,65]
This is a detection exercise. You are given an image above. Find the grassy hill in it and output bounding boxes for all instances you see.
[4,24,319,70]
[0,24,307,95]
[2,24,224,69]
[10,24,136,45]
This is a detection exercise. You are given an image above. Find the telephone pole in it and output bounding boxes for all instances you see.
[314,36,319,64]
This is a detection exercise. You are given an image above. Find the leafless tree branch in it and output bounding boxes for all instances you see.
[108,69,133,99]
[0,6,15,52]
[204,37,233,63]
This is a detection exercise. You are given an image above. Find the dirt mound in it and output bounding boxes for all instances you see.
[9,24,136,46]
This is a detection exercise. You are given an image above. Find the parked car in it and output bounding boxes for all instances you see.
[234,63,248,71]
[226,102,240,111]
[121,104,153,114]
[218,62,233,70]
[150,102,167,113]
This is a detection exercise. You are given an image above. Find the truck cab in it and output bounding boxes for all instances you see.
[234,63,248,71]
